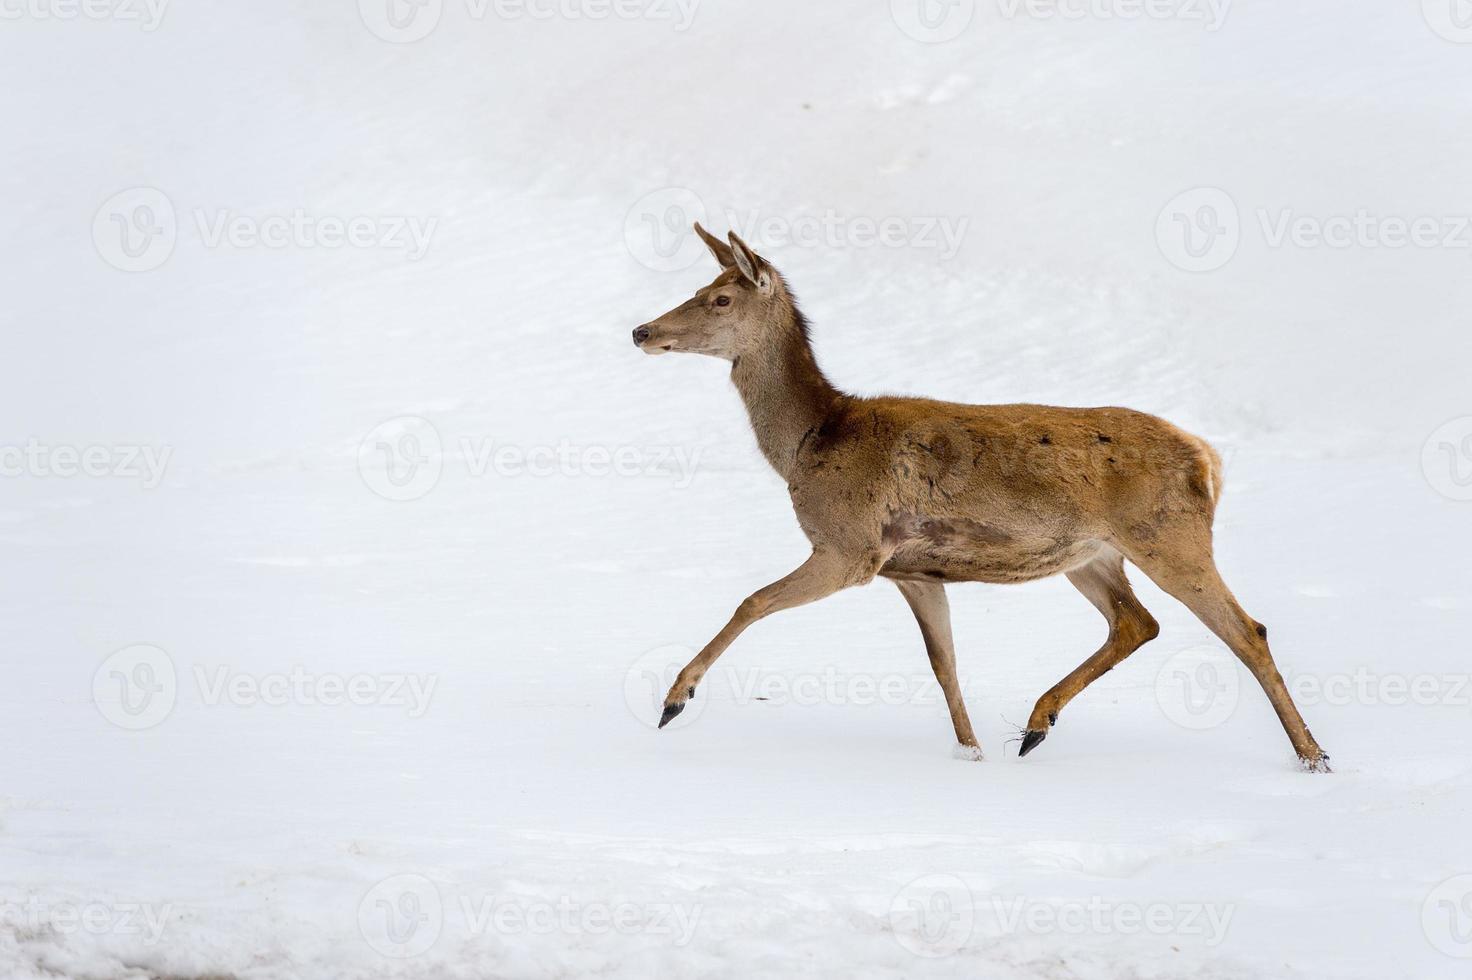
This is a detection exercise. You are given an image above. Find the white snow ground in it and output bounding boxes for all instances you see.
[3,1,1472,977]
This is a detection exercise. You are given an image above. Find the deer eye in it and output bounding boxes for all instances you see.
[714,295,731,307]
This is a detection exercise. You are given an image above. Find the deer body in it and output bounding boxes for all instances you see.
[633,224,1328,771]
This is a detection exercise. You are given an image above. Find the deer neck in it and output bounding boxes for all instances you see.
[730,314,840,481]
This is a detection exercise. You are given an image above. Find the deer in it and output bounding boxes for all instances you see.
[630,223,1330,772]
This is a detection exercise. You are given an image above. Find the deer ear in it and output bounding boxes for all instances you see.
[694,222,735,269]
[727,231,773,293]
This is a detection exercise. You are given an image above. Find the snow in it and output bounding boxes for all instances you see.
[2,0,1471,976]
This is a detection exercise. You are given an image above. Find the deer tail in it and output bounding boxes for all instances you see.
[1191,438,1224,508]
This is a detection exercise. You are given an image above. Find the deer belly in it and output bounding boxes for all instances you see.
[880,515,1102,584]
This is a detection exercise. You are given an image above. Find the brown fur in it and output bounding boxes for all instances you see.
[633,224,1327,770]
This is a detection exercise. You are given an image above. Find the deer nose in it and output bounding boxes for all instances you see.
[632,325,652,346]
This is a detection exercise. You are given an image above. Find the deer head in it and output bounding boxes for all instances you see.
[632,224,785,360]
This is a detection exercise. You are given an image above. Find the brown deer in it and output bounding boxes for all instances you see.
[631,223,1329,771]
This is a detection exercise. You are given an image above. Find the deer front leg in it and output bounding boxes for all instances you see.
[893,579,982,759]
[659,547,880,728]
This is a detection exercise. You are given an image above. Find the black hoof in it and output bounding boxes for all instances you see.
[1018,730,1047,757]
[657,701,686,729]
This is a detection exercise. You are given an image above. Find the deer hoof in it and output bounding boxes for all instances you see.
[1018,730,1047,757]
[1300,753,1332,774]
[657,701,686,729]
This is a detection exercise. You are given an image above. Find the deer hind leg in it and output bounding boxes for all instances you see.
[1019,548,1160,758]
[658,547,882,729]
[894,579,982,759]
[1123,527,1330,771]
